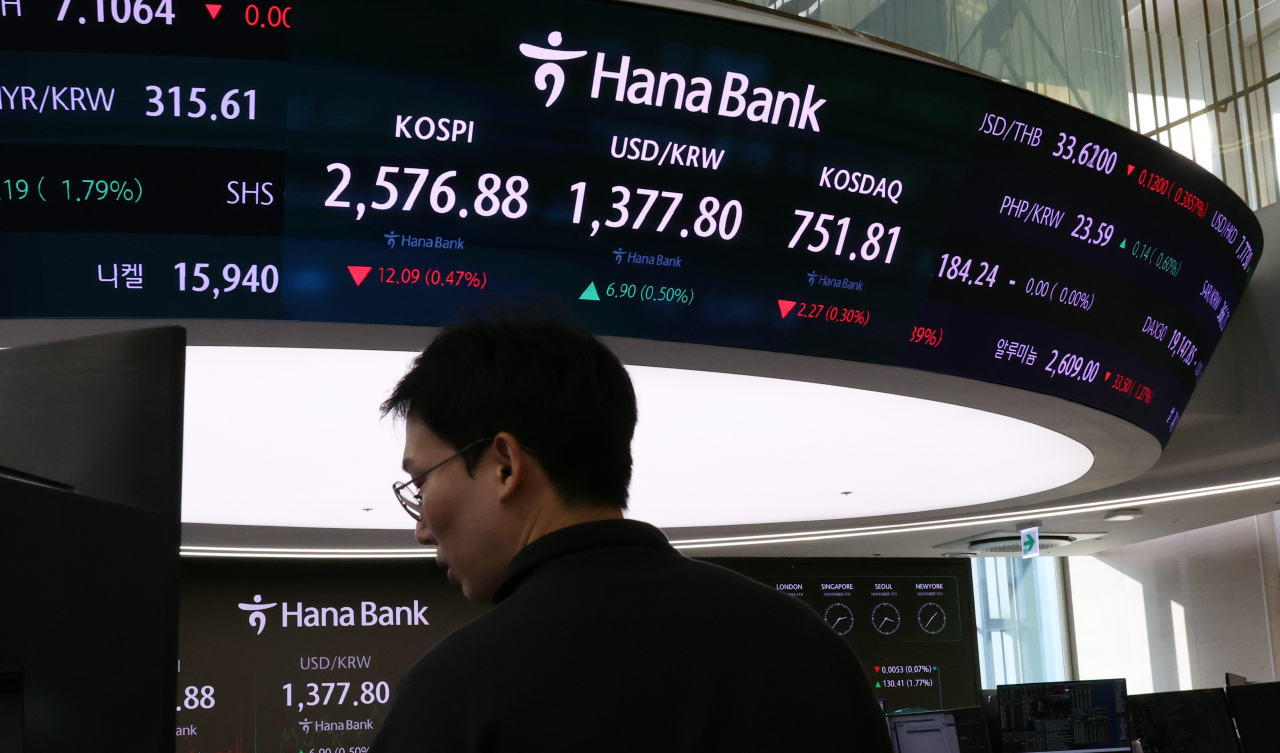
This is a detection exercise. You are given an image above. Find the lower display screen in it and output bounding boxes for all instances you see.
[176,555,978,751]
[176,559,487,753]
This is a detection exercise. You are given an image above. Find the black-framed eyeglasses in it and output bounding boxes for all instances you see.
[392,438,493,521]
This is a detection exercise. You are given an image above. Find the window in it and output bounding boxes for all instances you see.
[971,556,1068,687]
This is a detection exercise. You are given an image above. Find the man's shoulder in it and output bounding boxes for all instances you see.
[407,604,508,671]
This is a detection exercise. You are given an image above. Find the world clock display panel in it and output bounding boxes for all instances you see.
[0,0,1261,444]
[705,558,981,713]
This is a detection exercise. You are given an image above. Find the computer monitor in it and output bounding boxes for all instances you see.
[0,660,18,752]
[889,708,993,753]
[1129,688,1239,753]
[0,327,185,752]
[1226,680,1280,753]
[0,327,185,516]
[996,679,1131,752]
[981,690,1002,753]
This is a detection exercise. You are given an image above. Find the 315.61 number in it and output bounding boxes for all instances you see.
[145,87,256,120]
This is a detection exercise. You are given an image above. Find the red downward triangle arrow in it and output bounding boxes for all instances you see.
[205,4,222,18]
[874,666,881,672]
[778,300,797,318]
[1105,372,1112,382]
[347,266,372,286]
[1127,164,1136,176]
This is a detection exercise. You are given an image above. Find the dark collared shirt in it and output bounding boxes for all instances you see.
[372,519,892,752]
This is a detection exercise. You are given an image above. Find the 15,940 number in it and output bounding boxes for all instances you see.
[174,263,279,299]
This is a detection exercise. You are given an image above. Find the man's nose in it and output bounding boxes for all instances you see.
[415,517,437,546]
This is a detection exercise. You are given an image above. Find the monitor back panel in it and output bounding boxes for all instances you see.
[1226,681,1280,753]
[1129,688,1238,753]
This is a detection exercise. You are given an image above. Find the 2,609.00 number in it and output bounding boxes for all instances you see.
[1043,349,1101,382]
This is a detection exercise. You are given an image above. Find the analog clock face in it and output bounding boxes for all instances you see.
[918,602,947,634]
[824,603,855,635]
[872,603,901,635]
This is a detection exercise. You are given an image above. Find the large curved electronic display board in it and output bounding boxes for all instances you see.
[0,0,1262,443]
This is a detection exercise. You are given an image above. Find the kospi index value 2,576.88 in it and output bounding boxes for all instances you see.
[0,0,290,59]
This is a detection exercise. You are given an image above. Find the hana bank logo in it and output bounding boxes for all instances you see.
[518,31,587,107]
[236,595,430,634]
[240,594,281,635]
[238,594,279,635]
[514,29,826,130]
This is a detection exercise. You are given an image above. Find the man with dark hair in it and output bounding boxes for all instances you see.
[373,319,891,752]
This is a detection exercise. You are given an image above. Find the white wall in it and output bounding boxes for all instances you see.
[1070,513,1280,692]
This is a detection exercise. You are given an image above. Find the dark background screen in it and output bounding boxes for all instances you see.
[0,0,1261,445]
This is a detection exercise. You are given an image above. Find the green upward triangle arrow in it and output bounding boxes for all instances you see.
[579,282,600,301]
[1119,239,1127,248]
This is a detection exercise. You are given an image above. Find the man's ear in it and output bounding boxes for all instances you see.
[490,432,525,502]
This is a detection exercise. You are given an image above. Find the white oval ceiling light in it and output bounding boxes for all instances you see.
[625,366,1093,527]
[181,347,1094,530]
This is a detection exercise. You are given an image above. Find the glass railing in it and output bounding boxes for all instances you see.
[739,0,1131,125]
[742,0,1279,208]
[1123,0,1280,209]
